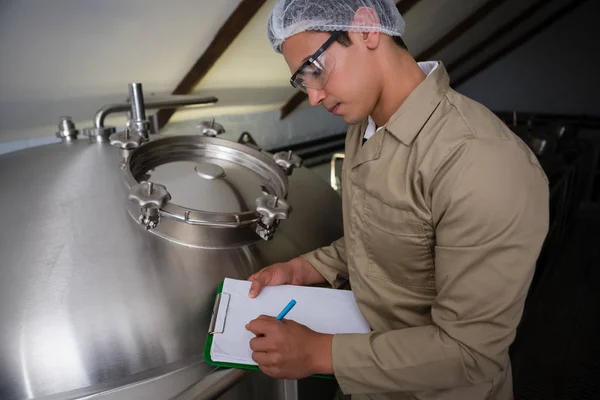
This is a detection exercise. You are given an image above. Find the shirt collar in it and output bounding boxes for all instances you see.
[363,61,448,144]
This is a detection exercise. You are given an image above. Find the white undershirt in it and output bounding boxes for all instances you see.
[363,61,440,140]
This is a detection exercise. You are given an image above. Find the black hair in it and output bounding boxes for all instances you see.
[335,30,408,51]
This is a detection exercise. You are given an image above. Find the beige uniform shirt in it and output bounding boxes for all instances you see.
[302,62,549,400]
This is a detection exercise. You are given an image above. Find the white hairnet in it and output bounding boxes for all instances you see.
[267,0,406,53]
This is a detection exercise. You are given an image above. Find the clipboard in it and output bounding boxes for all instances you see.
[203,280,336,379]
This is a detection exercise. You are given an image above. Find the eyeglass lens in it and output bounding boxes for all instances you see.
[292,51,336,93]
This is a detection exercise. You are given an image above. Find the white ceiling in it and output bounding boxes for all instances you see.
[0,0,568,142]
[0,0,246,99]
[172,0,298,124]
[0,0,246,141]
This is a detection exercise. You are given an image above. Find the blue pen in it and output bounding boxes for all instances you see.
[276,299,297,320]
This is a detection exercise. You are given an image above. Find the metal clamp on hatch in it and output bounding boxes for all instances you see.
[198,119,225,137]
[255,194,291,241]
[128,181,172,230]
[273,150,302,175]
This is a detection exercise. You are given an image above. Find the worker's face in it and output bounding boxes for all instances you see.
[282,31,379,124]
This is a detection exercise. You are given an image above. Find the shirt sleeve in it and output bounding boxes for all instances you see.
[301,236,349,289]
[331,137,550,394]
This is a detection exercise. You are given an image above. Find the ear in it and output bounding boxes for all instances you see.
[351,7,381,50]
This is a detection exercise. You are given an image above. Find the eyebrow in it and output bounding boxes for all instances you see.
[292,55,312,75]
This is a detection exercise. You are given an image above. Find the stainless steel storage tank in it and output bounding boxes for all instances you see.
[0,85,344,400]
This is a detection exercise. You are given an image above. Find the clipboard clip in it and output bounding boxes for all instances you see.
[209,292,230,334]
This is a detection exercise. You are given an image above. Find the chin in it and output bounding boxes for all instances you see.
[343,115,364,125]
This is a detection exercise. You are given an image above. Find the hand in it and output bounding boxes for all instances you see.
[248,257,325,298]
[246,315,333,379]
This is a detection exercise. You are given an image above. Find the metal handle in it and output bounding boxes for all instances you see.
[273,150,302,175]
[255,194,291,241]
[128,182,172,230]
[93,92,219,139]
[330,153,345,192]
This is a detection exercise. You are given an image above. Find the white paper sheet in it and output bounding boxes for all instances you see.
[210,278,371,365]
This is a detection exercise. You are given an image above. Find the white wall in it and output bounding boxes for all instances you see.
[455,0,600,116]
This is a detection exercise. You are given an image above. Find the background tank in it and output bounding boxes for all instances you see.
[0,97,344,399]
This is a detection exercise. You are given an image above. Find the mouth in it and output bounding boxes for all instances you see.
[326,104,341,114]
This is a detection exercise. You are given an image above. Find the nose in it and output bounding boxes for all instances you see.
[306,87,326,107]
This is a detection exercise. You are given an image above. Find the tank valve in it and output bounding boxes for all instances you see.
[198,119,225,137]
[56,116,80,142]
[255,194,291,241]
[128,181,171,230]
[273,150,302,175]
[128,83,151,139]
[109,129,144,150]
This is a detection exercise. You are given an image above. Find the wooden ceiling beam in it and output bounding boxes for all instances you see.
[447,0,551,74]
[452,0,590,87]
[396,0,423,14]
[281,91,309,120]
[416,0,509,61]
[156,0,267,129]
[280,0,425,119]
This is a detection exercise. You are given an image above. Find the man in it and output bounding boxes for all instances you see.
[244,1,550,399]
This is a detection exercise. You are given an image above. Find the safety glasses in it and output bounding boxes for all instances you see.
[290,31,341,93]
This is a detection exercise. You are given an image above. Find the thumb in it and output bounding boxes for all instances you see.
[248,269,270,298]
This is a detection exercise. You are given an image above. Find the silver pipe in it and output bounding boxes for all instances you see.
[128,83,150,139]
[94,95,219,128]
[170,369,250,400]
[129,83,147,122]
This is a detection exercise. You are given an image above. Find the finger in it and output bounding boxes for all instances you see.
[249,269,274,298]
[245,318,276,336]
[249,336,274,352]
[248,278,264,298]
[248,269,263,282]
[252,351,283,368]
[258,364,282,378]
[256,314,277,322]
[251,351,275,366]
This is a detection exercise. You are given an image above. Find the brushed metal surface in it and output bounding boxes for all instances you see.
[0,137,343,400]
